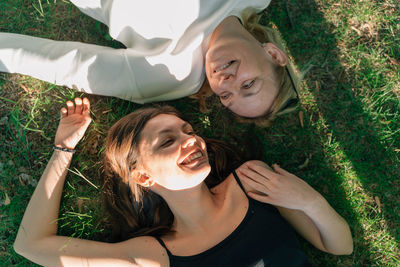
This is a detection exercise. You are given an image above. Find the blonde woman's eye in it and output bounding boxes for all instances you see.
[243,80,255,89]
[220,93,231,100]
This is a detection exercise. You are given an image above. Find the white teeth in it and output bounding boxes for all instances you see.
[182,151,203,164]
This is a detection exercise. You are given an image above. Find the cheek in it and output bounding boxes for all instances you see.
[146,155,177,178]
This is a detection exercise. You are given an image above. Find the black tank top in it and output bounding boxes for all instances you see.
[155,171,312,267]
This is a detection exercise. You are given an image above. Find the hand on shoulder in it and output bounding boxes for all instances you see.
[236,160,323,211]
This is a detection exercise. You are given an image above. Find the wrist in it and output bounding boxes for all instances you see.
[52,148,74,162]
[302,193,327,215]
[53,145,76,154]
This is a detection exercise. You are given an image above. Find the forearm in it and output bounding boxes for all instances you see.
[14,150,73,249]
[0,33,133,98]
[303,195,353,255]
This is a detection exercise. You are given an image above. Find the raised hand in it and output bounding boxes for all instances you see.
[54,97,92,150]
[237,160,322,211]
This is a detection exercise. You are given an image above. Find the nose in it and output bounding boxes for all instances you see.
[215,66,237,88]
[182,135,196,148]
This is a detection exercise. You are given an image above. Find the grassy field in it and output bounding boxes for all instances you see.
[0,0,399,266]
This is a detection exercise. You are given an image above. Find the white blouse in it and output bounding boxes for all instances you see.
[0,0,270,103]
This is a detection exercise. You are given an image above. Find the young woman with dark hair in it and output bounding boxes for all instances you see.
[14,98,352,266]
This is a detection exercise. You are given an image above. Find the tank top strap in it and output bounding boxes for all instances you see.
[232,170,247,194]
[154,236,173,257]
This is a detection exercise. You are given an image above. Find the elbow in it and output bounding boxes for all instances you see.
[14,233,34,258]
[325,238,353,256]
[338,240,354,255]
[13,239,27,257]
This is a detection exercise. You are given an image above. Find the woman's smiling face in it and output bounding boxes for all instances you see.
[205,17,287,118]
[206,39,281,118]
[136,114,211,190]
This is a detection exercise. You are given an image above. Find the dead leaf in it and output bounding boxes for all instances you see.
[298,154,312,170]
[19,173,37,187]
[299,111,304,128]
[389,58,400,66]
[351,26,362,36]
[19,176,27,186]
[102,109,112,114]
[315,81,320,94]
[374,196,382,213]
[20,84,30,94]
[77,198,84,213]
[4,193,10,205]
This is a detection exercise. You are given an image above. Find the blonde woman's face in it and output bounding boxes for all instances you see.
[136,114,211,190]
[206,39,283,118]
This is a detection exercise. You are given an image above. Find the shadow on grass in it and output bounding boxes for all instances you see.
[263,0,399,264]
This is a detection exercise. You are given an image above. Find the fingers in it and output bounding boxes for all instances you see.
[74,97,83,114]
[82,97,90,114]
[247,191,271,204]
[244,161,279,180]
[272,164,291,176]
[239,172,269,194]
[66,101,74,115]
[60,107,68,119]
[62,97,90,116]
[239,167,269,185]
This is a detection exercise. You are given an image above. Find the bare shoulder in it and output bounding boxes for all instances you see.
[210,172,247,203]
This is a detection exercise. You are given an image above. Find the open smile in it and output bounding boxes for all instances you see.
[179,149,207,168]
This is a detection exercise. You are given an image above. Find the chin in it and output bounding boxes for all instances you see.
[166,165,211,191]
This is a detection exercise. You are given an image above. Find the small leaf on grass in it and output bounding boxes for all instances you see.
[4,192,10,205]
[374,196,382,213]
[299,111,304,128]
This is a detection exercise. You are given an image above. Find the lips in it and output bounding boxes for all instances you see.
[180,149,205,166]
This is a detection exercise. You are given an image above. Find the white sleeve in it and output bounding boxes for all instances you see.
[69,0,112,26]
[0,33,143,102]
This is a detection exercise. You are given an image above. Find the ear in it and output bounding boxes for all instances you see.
[263,42,287,67]
[131,169,155,188]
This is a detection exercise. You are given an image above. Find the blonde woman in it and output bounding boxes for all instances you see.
[14,98,352,266]
[0,0,298,126]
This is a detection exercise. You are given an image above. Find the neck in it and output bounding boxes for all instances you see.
[155,182,222,235]
[208,16,252,49]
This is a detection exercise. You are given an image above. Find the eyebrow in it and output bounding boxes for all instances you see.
[157,121,190,135]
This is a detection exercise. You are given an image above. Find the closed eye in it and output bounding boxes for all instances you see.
[242,80,255,89]
[161,139,174,147]
[219,92,232,100]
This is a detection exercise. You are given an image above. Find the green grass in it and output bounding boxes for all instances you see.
[1,0,399,266]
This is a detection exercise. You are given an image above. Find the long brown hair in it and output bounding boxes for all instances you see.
[103,105,240,241]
